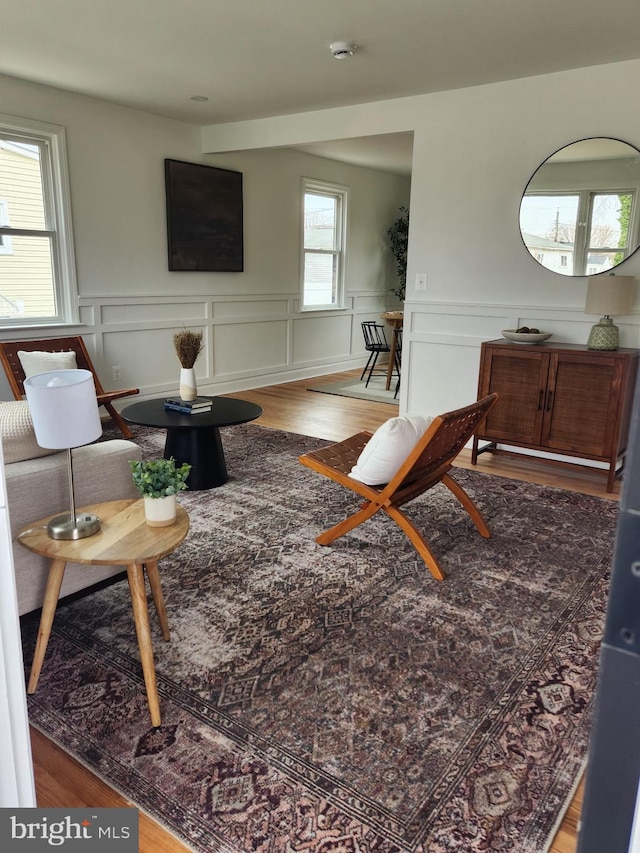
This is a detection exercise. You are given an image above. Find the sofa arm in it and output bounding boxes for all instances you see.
[6,439,142,615]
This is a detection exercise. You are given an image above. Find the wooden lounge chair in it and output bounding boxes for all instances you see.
[0,336,139,439]
[299,393,499,580]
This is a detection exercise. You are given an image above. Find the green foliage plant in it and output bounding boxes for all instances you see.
[387,206,409,302]
[129,457,191,498]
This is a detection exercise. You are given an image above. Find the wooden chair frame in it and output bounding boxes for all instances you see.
[0,336,139,439]
[299,393,499,580]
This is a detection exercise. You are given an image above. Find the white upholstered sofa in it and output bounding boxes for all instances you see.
[1,401,142,615]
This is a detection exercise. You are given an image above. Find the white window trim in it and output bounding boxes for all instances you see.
[0,200,12,255]
[0,113,78,328]
[300,177,348,311]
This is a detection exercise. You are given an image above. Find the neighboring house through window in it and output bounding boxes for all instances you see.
[0,114,77,325]
[301,178,348,310]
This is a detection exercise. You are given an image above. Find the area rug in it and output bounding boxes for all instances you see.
[308,376,399,405]
[21,423,618,853]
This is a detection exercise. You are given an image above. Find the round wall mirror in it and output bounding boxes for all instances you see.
[519,137,640,276]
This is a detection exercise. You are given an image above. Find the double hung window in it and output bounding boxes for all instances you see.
[301,179,347,309]
[520,189,636,276]
[0,114,77,326]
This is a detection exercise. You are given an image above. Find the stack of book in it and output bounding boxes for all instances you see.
[164,396,213,415]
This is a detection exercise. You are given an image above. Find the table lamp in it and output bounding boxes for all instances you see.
[585,274,634,350]
[24,369,103,539]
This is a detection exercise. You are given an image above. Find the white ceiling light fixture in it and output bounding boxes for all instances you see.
[330,41,357,59]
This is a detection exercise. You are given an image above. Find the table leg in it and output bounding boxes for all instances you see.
[28,559,66,694]
[126,564,161,727]
[165,426,227,489]
[386,328,399,390]
[145,560,170,641]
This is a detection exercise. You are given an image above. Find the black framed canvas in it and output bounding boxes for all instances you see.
[165,159,243,271]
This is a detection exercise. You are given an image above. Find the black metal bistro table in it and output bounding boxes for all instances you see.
[122,396,263,490]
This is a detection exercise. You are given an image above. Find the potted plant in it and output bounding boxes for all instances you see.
[129,457,191,527]
[387,206,409,302]
[173,329,204,401]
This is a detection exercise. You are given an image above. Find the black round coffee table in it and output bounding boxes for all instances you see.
[122,396,263,489]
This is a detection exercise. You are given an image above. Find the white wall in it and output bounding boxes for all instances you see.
[0,73,409,401]
[200,58,640,419]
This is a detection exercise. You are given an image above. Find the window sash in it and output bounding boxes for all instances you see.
[0,114,77,327]
[301,180,347,310]
[521,189,636,276]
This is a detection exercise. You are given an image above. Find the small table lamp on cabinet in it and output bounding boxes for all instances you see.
[24,369,103,540]
[585,274,634,351]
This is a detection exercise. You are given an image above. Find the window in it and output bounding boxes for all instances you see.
[301,179,347,309]
[0,114,77,326]
[0,200,12,255]
[520,189,636,276]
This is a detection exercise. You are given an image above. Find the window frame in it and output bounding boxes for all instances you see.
[0,199,12,255]
[0,113,78,328]
[300,177,348,311]
[521,187,637,276]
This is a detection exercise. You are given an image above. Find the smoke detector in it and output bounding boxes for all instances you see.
[330,41,356,59]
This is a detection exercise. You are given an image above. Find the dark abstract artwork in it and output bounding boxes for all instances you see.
[165,158,243,271]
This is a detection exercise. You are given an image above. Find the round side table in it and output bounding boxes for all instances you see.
[18,498,189,727]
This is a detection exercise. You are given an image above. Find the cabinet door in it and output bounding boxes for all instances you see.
[478,347,548,445]
[542,353,621,457]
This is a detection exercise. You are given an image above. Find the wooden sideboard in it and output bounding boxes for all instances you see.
[471,339,640,492]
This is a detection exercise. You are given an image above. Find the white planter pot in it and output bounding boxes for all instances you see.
[179,367,197,401]
[143,495,177,527]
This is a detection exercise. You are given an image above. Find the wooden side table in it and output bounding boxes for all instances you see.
[17,498,189,727]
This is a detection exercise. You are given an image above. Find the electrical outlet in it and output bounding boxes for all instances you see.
[415,273,427,291]
[112,365,122,381]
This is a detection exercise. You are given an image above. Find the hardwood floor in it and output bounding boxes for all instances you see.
[30,369,617,852]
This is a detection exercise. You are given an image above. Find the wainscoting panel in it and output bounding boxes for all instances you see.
[102,327,211,391]
[100,301,209,324]
[292,313,353,363]
[213,300,290,319]
[406,339,481,418]
[214,320,289,376]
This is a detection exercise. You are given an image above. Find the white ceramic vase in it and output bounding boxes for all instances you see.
[143,494,177,527]
[179,367,197,401]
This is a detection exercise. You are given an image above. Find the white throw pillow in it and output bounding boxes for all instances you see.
[18,349,77,379]
[0,401,59,464]
[349,414,434,485]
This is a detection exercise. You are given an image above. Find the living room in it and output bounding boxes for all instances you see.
[2,2,640,852]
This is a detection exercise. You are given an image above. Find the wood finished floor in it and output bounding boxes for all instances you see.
[30,368,617,852]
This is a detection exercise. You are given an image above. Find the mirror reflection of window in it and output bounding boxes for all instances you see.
[519,138,640,277]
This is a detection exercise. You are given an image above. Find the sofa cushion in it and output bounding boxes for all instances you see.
[348,414,434,485]
[0,400,58,464]
[18,349,77,378]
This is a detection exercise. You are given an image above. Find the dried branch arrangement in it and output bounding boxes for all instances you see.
[173,329,203,368]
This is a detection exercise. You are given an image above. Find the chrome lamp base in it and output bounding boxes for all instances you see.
[47,512,101,540]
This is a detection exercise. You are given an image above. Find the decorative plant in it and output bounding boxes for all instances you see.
[387,206,409,302]
[173,329,203,368]
[129,457,191,498]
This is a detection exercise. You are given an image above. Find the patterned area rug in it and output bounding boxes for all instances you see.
[22,424,617,853]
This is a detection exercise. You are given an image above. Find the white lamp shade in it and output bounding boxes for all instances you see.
[585,275,634,316]
[23,369,102,449]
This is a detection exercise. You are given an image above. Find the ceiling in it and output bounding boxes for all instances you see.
[2,0,640,175]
